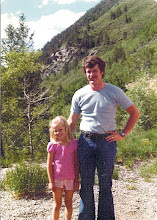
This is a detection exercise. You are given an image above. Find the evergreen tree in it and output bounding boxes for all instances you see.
[104,32,110,45]
[1,50,49,159]
[115,7,122,18]
[1,14,54,160]
[113,46,126,63]
[110,11,116,20]
[123,31,127,39]
[1,13,34,53]
[124,5,128,12]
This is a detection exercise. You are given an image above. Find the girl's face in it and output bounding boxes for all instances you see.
[52,122,66,142]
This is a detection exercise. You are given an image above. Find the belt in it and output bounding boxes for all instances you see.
[81,131,111,141]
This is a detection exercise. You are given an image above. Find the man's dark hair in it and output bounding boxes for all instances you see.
[82,55,106,77]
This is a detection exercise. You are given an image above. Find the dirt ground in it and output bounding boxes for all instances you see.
[1,162,157,220]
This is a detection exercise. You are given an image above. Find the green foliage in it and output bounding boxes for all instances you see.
[140,159,157,182]
[116,129,157,168]
[113,46,126,63]
[112,166,119,180]
[126,82,157,130]
[49,76,88,118]
[31,118,50,159]
[1,13,34,54]
[134,13,157,43]
[2,50,43,97]
[1,17,49,160]
[115,79,157,132]
[1,163,49,198]
[1,50,46,159]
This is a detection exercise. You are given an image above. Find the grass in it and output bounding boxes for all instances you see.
[116,128,157,168]
[1,163,49,198]
[1,156,16,168]
[94,166,119,186]
[113,166,119,180]
[127,184,136,190]
[140,158,157,182]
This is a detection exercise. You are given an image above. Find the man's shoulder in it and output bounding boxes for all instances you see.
[74,84,90,95]
[105,83,123,94]
[106,83,120,90]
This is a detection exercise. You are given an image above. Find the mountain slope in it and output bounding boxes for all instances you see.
[41,0,118,59]
[41,0,157,91]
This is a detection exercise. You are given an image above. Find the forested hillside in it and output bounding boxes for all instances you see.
[1,0,157,166]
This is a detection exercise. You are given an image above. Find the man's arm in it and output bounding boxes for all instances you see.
[122,103,140,136]
[68,112,80,132]
[106,104,140,142]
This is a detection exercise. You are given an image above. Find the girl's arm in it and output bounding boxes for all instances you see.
[47,152,55,192]
[74,150,79,191]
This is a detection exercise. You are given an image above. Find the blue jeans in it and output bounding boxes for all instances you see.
[78,134,117,220]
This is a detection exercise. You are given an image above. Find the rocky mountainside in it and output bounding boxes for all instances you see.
[40,0,157,84]
[41,0,118,60]
[42,45,100,78]
[43,46,81,78]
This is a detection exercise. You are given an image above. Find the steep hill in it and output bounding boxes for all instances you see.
[41,0,157,91]
[41,0,118,60]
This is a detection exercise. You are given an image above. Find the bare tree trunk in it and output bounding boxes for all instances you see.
[27,100,33,158]
[23,77,56,158]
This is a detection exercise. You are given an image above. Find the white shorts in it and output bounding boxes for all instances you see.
[54,179,74,190]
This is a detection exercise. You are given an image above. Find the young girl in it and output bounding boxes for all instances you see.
[47,116,79,220]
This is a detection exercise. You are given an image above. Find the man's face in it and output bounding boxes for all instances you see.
[85,64,104,86]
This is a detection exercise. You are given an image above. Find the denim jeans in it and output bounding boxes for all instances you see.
[78,134,117,220]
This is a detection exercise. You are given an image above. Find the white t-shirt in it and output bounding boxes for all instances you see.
[70,83,133,133]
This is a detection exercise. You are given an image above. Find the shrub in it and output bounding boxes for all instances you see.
[126,81,157,130]
[116,80,157,131]
[1,163,49,198]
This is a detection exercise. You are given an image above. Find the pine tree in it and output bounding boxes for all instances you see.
[1,14,54,160]
[2,13,34,53]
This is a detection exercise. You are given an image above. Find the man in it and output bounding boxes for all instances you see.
[68,55,140,220]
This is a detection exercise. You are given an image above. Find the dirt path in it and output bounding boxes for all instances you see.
[1,163,157,220]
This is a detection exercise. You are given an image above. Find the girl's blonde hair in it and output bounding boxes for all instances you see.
[49,116,72,144]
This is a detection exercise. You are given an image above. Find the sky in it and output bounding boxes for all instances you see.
[1,0,101,50]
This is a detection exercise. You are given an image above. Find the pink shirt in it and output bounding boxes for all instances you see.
[47,139,78,180]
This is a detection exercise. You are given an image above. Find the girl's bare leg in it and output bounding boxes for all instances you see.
[64,190,74,220]
[52,188,63,220]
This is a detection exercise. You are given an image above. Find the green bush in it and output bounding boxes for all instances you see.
[126,81,157,130]
[1,163,49,198]
[116,80,157,132]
